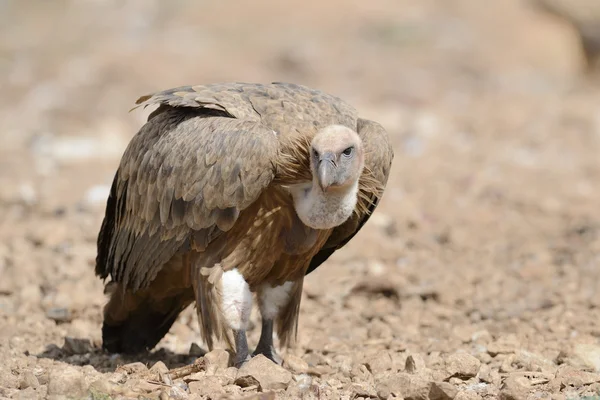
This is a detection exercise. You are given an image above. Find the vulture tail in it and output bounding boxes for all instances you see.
[275,279,304,348]
[101,254,195,354]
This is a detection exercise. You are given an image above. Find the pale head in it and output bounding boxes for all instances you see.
[310,125,365,192]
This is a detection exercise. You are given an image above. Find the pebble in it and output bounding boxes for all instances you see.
[455,389,483,400]
[149,361,169,375]
[363,350,393,375]
[570,344,600,372]
[47,365,88,397]
[499,374,531,400]
[283,353,309,374]
[115,361,148,375]
[444,352,481,380]
[204,348,230,369]
[235,355,292,391]
[430,381,459,400]
[188,376,224,397]
[487,335,520,356]
[46,307,72,323]
[376,372,430,399]
[62,337,94,355]
[554,365,600,388]
[406,354,427,374]
[19,371,39,389]
[478,364,501,386]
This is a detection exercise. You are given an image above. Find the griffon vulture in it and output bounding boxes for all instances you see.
[95,82,393,367]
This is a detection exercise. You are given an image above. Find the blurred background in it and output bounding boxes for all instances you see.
[1,0,600,399]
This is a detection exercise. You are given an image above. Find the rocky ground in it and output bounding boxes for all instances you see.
[2,0,600,399]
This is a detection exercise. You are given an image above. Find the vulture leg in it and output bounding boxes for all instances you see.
[220,269,253,367]
[253,281,295,364]
[253,318,282,364]
[233,329,250,368]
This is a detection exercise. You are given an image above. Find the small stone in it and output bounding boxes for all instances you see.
[46,307,72,323]
[451,325,475,343]
[303,352,325,367]
[293,373,312,391]
[499,374,531,400]
[186,371,207,382]
[283,354,309,374]
[478,364,500,386]
[487,335,520,356]
[364,350,393,375]
[445,353,481,380]
[514,350,555,374]
[19,371,39,389]
[16,386,39,400]
[241,393,277,400]
[448,377,463,386]
[430,381,459,400]
[406,354,427,373]
[107,371,127,385]
[367,319,394,340]
[189,342,204,357]
[235,374,261,389]
[188,376,224,396]
[351,364,372,382]
[351,381,378,398]
[500,354,517,373]
[471,330,492,344]
[47,365,88,397]
[236,355,292,391]
[116,361,148,375]
[63,337,94,355]
[455,390,483,400]
[376,372,431,399]
[555,365,600,387]
[205,348,230,369]
[149,361,169,375]
[428,352,445,369]
[126,378,162,393]
[89,378,121,397]
[572,344,600,372]
[222,367,238,382]
[169,384,188,399]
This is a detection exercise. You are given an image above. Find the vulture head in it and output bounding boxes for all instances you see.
[291,125,365,230]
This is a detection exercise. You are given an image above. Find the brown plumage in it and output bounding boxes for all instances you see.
[95,82,394,367]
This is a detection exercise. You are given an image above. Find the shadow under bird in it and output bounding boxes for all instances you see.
[95,82,394,367]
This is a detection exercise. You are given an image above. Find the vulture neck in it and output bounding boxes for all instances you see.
[290,180,359,230]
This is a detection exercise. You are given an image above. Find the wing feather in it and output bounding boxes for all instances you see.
[96,107,279,292]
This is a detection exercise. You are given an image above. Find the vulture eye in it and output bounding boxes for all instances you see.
[312,149,319,158]
[342,146,354,156]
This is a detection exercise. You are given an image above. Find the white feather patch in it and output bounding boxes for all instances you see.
[259,281,294,320]
[220,269,253,331]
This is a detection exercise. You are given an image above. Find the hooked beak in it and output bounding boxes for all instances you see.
[317,153,336,192]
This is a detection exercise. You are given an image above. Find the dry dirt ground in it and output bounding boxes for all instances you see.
[2,1,600,399]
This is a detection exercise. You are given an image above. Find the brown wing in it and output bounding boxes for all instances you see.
[306,118,394,274]
[95,104,279,293]
[133,82,358,134]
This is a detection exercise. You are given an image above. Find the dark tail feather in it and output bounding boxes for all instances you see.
[101,283,194,354]
[276,279,304,348]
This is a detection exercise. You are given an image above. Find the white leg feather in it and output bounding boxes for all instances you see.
[220,269,253,331]
[259,281,294,320]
